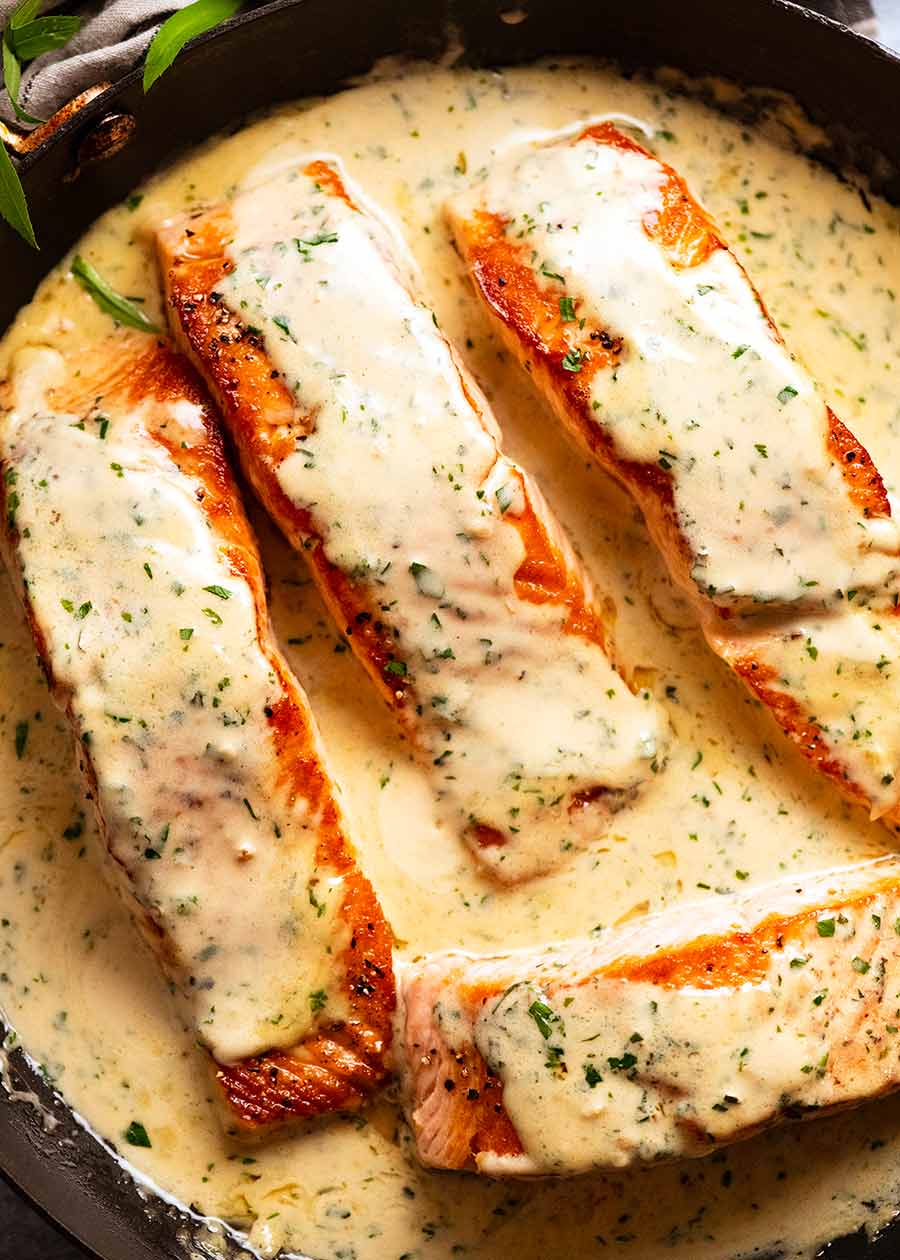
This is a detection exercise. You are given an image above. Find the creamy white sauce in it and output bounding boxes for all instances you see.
[2,58,900,1260]
[448,127,900,820]
[1,345,346,1063]
[216,159,667,880]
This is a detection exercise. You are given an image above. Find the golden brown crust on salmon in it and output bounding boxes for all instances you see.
[400,959,523,1170]
[158,204,418,712]
[0,336,394,1136]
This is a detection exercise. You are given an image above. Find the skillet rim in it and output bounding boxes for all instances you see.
[4,2,900,1257]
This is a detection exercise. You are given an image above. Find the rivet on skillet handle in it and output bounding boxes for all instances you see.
[0,82,136,180]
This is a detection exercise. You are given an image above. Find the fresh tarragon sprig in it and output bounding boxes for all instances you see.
[1,0,244,248]
[1,0,83,245]
[4,0,82,126]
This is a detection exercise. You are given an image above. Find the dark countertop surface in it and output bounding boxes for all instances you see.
[2,0,899,1255]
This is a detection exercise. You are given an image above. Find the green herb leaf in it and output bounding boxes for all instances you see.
[9,0,42,29]
[777,385,798,404]
[2,39,39,125]
[495,483,513,514]
[272,313,294,341]
[295,230,338,250]
[583,1062,602,1088]
[143,0,242,93]
[527,998,559,1040]
[308,884,326,918]
[561,347,584,373]
[559,295,576,322]
[124,1120,152,1148]
[10,15,82,60]
[409,561,444,599]
[0,134,36,248]
[817,917,836,937]
[202,583,231,600]
[2,0,44,127]
[71,255,159,332]
[309,988,327,1013]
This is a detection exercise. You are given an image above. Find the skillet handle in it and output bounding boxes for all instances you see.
[1,82,136,176]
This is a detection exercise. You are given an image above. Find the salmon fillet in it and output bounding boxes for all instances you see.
[447,122,900,830]
[400,857,900,1175]
[155,157,669,883]
[0,334,394,1136]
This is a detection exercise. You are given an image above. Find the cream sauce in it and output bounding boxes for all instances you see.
[217,160,666,881]
[3,57,900,1260]
[1,344,346,1064]
[448,126,900,819]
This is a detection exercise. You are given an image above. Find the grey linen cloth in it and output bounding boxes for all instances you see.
[0,0,881,129]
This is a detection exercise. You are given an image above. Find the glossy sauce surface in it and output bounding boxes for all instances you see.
[3,59,900,1260]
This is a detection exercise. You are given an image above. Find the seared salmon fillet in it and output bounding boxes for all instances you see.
[447,122,900,830]
[0,335,394,1135]
[400,857,900,1175]
[156,157,669,883]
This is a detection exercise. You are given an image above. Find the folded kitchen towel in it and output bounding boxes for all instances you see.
[0,0,881,130]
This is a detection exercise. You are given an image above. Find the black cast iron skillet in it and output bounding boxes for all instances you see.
[4,0,900,1255]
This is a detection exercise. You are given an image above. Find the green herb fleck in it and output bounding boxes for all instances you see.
[583,1062,602,1088]
[124,1120,152,1148]
[527,998,559,1040]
